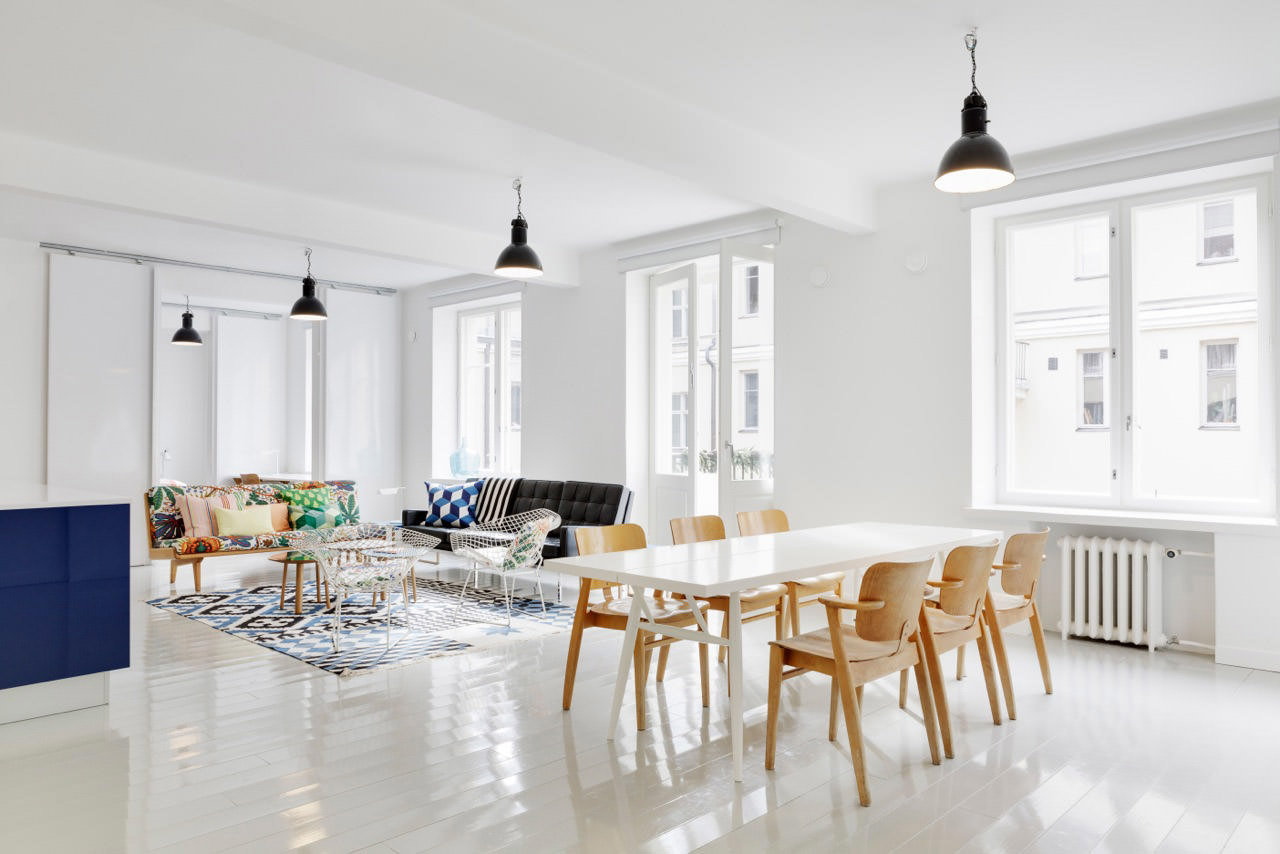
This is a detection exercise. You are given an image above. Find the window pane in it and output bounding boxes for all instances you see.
[1133,189,1258,501]
[1007,213,1112,496]
[654,278,689,476]
[1203,233,1235,259]
[458,311,495,475]
[730,258,772,481]
[500,306,521,473]
[744,265,760,315]
[1075,221,1109,279]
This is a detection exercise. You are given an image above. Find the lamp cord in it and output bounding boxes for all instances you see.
[513,178,524,219]
[966,31,981,96]
[304,247,312,278]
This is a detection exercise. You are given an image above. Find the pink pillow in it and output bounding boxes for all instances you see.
[268,502,290,532]
[176,493,239,538]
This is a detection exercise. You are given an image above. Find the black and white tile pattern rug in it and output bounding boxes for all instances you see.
[148,577,575,677]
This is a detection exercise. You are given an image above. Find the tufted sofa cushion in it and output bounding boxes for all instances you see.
[507,479,564,515]
[556,481,628,526]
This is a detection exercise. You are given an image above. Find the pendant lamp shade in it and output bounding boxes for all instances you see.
[935,33,1015,194]
[170,308,203,346]
[494,179,543,278]
[290,248,327,320]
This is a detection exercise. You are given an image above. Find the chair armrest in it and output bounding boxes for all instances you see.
[818,595,885,611]
[925,579,964,589]
[993,562,1023,571]
[402,509,429,526]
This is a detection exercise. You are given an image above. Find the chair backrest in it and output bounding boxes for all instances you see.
[501,509,562,570]
[1000,529,1050,597]
[852,558,933,643]
[670,514,726,545]
[240,473,262,484]
[736,509,789,536]
[574,523,646,591]
[937,542,1001,622]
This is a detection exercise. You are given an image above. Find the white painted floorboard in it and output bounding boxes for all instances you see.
[0,553,1277,853]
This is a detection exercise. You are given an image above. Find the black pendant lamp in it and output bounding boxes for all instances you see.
[494,178,543,278]
[935,31,1015,193]
[170,296,203,346]
[289,247,327,321]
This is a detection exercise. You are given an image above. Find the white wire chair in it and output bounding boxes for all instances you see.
[288,526,439,651]
[450,508,562,625]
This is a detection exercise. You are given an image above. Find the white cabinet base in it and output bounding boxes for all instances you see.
[0,673,108,725]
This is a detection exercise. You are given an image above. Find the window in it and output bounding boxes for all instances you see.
[672,287,688,339]
[1199,199,1235,262]
[457,302,521,474]
[1078,350,1107,428]
[1203,340,1238,427]
[670,391,689,472]
[1074,220,1109,280]
[996,177,1268,513]
[742,370,759,430]
[743,265,760,316]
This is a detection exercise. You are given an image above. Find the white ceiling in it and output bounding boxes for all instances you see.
[1,0,1278,271]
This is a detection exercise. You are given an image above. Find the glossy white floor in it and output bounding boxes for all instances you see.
[1,554,1277,854]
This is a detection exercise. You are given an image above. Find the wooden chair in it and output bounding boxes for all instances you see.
[239,473,262,485]
[765,558,941,807]
[670,515,787,665]
[902,543,1004,759]
[736,509,844,635]
[984,529,1053,720]
[562,524,711,730]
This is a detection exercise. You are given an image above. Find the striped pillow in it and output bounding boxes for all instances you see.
[176,492,243,538]
[475,477,519,523]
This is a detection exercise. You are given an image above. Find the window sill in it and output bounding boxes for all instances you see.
[1196,256,1238,266]
[1072,274,1108,282]
[1075,426,1110,432]
[967,503,1279,535]
[1200,424,1240,431]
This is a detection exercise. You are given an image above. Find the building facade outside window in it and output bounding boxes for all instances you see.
[1203,339,1238,426]
[743,264,760,316]
[1078,349,1107,428]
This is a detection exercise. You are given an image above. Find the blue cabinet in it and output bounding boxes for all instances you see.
[0,502,130,690]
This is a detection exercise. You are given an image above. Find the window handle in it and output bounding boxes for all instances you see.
[1125,414,1132,431]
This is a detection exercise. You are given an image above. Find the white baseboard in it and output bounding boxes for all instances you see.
[1215,644,1280,673]
[0,673,109,725]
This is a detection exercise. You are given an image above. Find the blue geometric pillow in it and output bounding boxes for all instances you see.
[423,479,485,528]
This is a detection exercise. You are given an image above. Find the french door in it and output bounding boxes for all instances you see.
[648,241,775,540]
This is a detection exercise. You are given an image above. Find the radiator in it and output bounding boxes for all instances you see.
[1057,536,1166,652]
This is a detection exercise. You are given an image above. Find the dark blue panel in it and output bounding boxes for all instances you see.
[67,504,130,582]
[68,579,129,677]
[0,508,69,588]
[0,584,68,689]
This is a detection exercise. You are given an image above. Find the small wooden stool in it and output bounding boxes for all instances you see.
[270,552,328,614]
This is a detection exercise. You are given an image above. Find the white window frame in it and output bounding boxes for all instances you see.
[456,301,521,475]
[1073,219,1110,281]
[1076,348,1110,430]
[1198,198,1238,265]
[993,173,1274,516]
[1201,337,1240,429]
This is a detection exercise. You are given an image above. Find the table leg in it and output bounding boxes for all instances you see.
[728,591,744,783]
[279,566,288,610]
[607,586,646,742]
[295,564,304,615]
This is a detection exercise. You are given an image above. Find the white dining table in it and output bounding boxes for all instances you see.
[545,521,1003,782]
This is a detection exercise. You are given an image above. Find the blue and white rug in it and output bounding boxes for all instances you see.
[148,577,575,677]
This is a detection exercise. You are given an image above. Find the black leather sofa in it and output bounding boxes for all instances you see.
[401,478,633,558]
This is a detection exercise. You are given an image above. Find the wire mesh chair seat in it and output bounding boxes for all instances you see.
[450,508,562,625]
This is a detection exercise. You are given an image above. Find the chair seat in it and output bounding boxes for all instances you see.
[787,573,844,597]
[990,591,1032,612]
[454,545,509,568]
[922,608,975,634]
[330,563,409,591]
[589,596,706,623]
[675,585,787,609]
[772,625,903,662]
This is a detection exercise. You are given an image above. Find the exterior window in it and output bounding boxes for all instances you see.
[510,381,522,430]
[672,288,687,339]
[743,265,760,316]
[457,303,521,474]
[742,371,759,430]
[1200,200,1235,262]
[1074,220,1109,280]
[1078,350,1107,428]
[670,391,688,472]
[1203,340,1238,426]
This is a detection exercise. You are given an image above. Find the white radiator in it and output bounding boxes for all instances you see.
[1057,536,1166,652]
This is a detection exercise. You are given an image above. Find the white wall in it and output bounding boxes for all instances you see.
[0,238,48,484]
[215,314,287,484]
[154,304,214,484]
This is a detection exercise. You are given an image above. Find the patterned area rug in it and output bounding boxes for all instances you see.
[148,577,575,676]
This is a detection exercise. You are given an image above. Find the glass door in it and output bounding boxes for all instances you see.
[650,264,700,531]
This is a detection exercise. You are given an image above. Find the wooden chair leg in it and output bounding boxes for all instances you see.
[295,564,304,615]
[279,566,288,609]
[912,638,943,766]
[898,669,908,709]
[643,648,653,686]
[788,585,802,637]
[409,566,418,602]
[562,588,590,710]
[698,641,710,708]
[828,681,839,741]
[765,645,783,770]
[835,660,871,806]
[984,595,1018,720]
[718,611,730,664]
[657,644,671,682]
[956,643,966,680]
[192,559,202,592]
[919,614,953,759]
[169,559,178,585]
[976,617,1003,725]
[774,600,785,640]
[634,635,648,731]
[317,565,326,604]
[1030,603,1054,694]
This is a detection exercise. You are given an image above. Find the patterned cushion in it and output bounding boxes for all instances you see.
[235,484,282,506]
[424,480,484,528]
[289,503,340,530]
[147,480,360,549]
[177,492,244,537]
[502,516,555,571]
[280,486,331,510]
[475,477,520,523]
[171,535,258,555]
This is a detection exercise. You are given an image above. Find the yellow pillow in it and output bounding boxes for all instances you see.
[213,505,275,537]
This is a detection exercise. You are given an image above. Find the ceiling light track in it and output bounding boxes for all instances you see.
[39,242,397,296]
[159,301,283,321]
